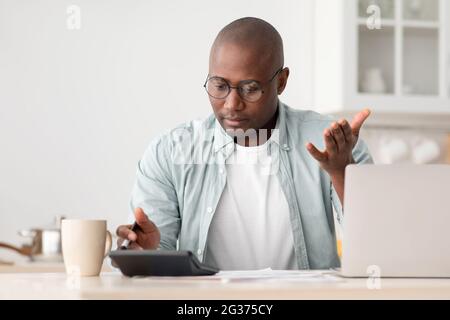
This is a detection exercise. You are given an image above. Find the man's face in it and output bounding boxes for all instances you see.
[207,43,288,132]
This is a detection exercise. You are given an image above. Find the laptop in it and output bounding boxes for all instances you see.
[340,164,450,278]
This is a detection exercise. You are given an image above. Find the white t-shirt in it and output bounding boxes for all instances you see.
[204,138,298,270]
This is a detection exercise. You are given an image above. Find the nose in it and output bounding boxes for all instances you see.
[224,87,245,112]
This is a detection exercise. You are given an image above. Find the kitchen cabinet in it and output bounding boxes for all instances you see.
[313,0,450,116]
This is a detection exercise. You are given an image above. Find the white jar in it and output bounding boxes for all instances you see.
[361,68,387,94]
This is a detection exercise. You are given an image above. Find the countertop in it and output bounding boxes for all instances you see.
[2,270,450,299]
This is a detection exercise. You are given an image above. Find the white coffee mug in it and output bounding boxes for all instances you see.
[61,219,112,277]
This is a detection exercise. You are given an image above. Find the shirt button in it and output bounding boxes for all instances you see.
[197,249,202,255]
[207,207,213,214]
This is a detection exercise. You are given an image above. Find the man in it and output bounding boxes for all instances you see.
[116,17,372,270]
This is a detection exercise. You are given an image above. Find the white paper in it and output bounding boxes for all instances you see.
[194,268,343,283]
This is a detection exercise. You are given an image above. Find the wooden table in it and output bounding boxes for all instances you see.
[2,271,450,299]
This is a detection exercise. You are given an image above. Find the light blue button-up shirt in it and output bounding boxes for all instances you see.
[129,101,373,269]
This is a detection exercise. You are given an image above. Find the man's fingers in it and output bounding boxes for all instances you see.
[331,122,346,152]
[116,237,128,251]
[350,108,371,137]
[339,119,353,143]
[116,225,137,241]
[306,142,328,162]
[324,129,338,156]
[127,242,143,250]
[134,207,158,233]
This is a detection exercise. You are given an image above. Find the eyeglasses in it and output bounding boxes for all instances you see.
[203,67,284,102]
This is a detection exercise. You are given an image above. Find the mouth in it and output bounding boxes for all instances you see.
[223,118,248,127]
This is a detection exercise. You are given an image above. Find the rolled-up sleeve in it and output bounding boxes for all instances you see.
[129,136,180,250]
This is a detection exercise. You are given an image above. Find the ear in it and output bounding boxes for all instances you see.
[277,67,290,95]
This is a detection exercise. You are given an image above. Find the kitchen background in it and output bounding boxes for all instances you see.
[1,0,449,263]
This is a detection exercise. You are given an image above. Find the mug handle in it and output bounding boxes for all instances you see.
[104,231,112,258]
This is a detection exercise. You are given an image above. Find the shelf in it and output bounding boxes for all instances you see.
[357,18,396,27]
[315,93,449,118]
[357,18,439,29]
[356,92,440,99]
[327,110,450,132]
[402,20,440,28]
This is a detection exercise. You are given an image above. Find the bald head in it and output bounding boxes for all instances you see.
[207,17,289,138]
[210,17,284,71]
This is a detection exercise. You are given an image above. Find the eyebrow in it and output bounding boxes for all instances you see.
[207,75,262,84]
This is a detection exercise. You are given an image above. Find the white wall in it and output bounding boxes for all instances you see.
[0,0,315,252]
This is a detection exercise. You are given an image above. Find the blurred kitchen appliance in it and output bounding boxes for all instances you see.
[0,216,65,262]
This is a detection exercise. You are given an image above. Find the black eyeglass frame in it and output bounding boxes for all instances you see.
[203,66,284,102]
